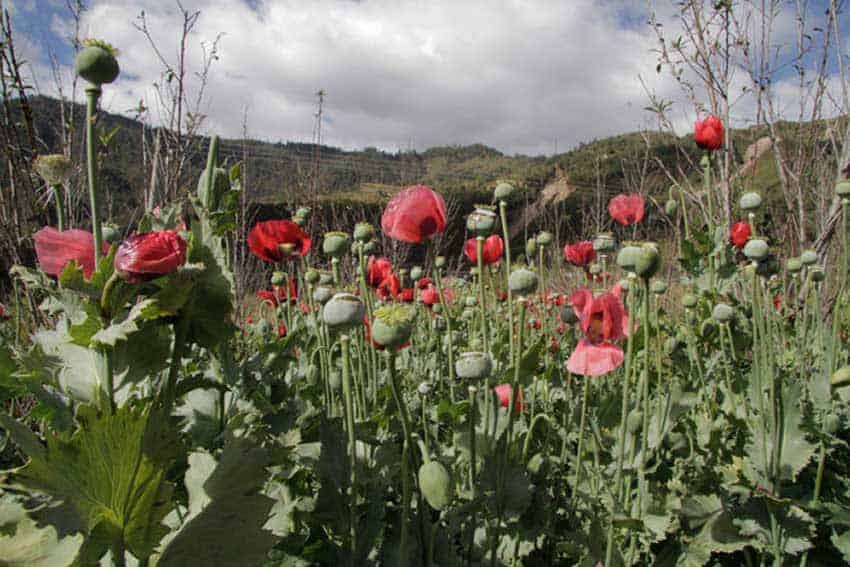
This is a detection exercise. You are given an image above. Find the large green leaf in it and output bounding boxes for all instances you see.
[156,436,278,566]
[1,405,176,562]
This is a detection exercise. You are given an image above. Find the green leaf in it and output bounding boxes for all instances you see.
[90,299,157,347]
[156,436,278,566]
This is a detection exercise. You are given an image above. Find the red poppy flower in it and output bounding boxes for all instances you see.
[529,319,542,330]
[772,295,783,310]
[463,234,504,265]
[34,227,108,279]
[247,220,311,263]
[278,321,287,338]
[494,383,525,414]
[608,194,645,226]
[694,115,724,151]
[299,302,311,315]
[570,288,628,343]
[730,221,752,249]
[567,339,625,377]
[556,323,566,335]
[549,337,560,353]
[114,230,187,283]
[381,184,447,243]
[376,273,401,300]
[416,276,433,289]
[564,240,596,267]
[399,288,415,303]
[420,285,453,307]
[257,278,298,307]
[367,256,394,288]
[496,291,508,302]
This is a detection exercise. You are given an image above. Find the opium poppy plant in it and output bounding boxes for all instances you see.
[463,234,504,265]
[694,114,724,150]
[248,219,311,263]
[114,230,187,283]
[564,240,596,267]
[566,287,628,376]
[608,194,645,226]
[381,184,447,243]
[33,227,108,279]
[730,221,752,249]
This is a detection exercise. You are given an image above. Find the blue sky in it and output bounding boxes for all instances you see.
[10,0,850,155]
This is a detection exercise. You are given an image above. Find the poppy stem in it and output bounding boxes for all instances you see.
[340,335,358,565]
[433,263,456,401]
[85,86,104,270]
[499,200,514,359]
[387,350,413,566]
[571,373,591,510]
[52,184,66,232]
[476,236,489,353]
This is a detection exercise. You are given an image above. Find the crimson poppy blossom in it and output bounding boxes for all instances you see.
[34,227,108,279]
[567,339,626,377]
[247,220,311,263]
[367,256,394,288]
[694,115,724,150]
[376,273,401,301]
[494,383,525,414]
[566,287,629,377]
[564,240,596,267]
[278,321,287,339]
[114,231,187,283]
[463,234,504,265]
[416,276,433,289]
[730,221,752,249]
[381,184,447,243]
[420,285,453,307]
[399,288,415,303]
[608,194,645,226]
[257,278,298,308]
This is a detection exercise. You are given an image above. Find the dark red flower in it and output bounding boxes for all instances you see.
[529,319,542,330]
[381,184,447,243]
[773,295,783,310]
[463,234,504,265]
[278,321,287,338]
[694,115,724,151]
[564,240,596,267]
[556,323,566,335]
[496,291,508,302]
[299,302,311,315]
[608,194,645,226]
[367,256,394,288]
[494,383,525,414]
[566,287,628,377]
[376,273,401,301]
[730,221,752,249]
[416,276,433,289]
[34,227,108,279]
[114,230,187,283]
[247,220,311,263]
[399,288,415,303]
[0,303,5,318]
[549,337,560,353]
[257,278,298,307]
[420,285,453,307]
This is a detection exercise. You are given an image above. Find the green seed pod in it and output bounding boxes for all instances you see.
[75,40,119,85]
[665,198,678,216]
[410,266,424,281]
[627,409,643,434]
[494,182,516,201]
[634,243,660,279]
[432,304,443,315]
[435,256,446,269]
[461,307,475,320]
[800,249,819,266]
[295,206,312,219]
[536,231,554,247]
[305,364,319,386]
[101,224,120,243]
[592,232,616,253]
[270,271,287,286]
[525,238,537,257]
[353,222,375,242]
[372,305,415,348]
[323,292,365,329]
[328,369,341,391]
[786,258,803,274]
[560,306,579,325]
[712,303,734,323]
[681,293,698,308]
[363,240,377,254]
[739,191,763,211]
[810,267,826,282]
[743,238,769,261]
[465,296,478,307]
[34,154,73,186]
[756,254,780,277]
[455,351,494,380]
[305,270,320,284]
[466,206,497,236]
[292,215,306,226]
[831,366,850,389]
[700,318,718,339]
[589,263,602,275]
[616,245,643,272]
[650,279,667,295]
[836,181,850,198]
[319,272,334,285]
[197,166,230,210]
[418,460,453,511]
[663,336,681,355]
[322,231,350,258]
[508,268,539,295]
[312,286,334,305]
[823,412,840,434]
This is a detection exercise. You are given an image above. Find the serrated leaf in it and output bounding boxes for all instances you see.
[91,299,157,347]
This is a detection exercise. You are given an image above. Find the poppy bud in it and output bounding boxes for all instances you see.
[627,409,643,434]
[435,256,446,268]
[494,182,516,201]
[786,258,802,274]
[800,250,818,266]
[305,270,320,284]
[371,305,415,348]
[101,224,120,243]
[681,293,698,308]
[739,192,762,211]
[34,154,73,186]
[323,292,365,329]
[592,232,616,253]
[536,231,554,247]
[322,231,350,258]
[634,243,660,279]
[525,238,537,257]
[508,268,539,295]
[418,460,453,511]
[616,245,642,272]
[455,351,494,380]
[418,382,432,396]
[650,280,667,294]
[410,266,424,281]
[836,181,850,198]
[313,286,334,304]
[712,303,734,323]
[466,206,497,236]
[810,267,826,282]
[363,240,377,254]
[114,230,187,283]
[271,271,286,286]
[560,306,579,325]
[75,39,119,85]
[665,199,678,216]
[743,239,769,261]
[823,412,840,434]
[353,222,375,242]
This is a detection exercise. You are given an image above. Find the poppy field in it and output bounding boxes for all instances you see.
[3,41,850,567]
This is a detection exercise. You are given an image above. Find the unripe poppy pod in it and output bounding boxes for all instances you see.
[371,305,415,348]
[435,256,446,268]
[410,266,424,281]
[650,279,667,294]
[525,238,537,257]
[665,199,678,216]
[712,303,734,323]
[455,351,494,380]
[810,267,826,282]
[616,245,643,272]
[312,286,334,305]
[681,293,698,308]
[836,181,850,198]
[739,192,763,211]
[634,243,660,279]
[319,272,334,285]
[508,268,539,295]
[800,250,818,266]
[786,258,803,274]
[466,207,497,237]
[363,240,377,254]
[323,292,365,329]
[75,40,119,85]
[494,182,516,201]
[593,232,616,253]
[322,231,350,258]
[353,222,375,242]
[34,154,73,186]
[418,460,453,511]
[305,270,320,284]
[536,231,554,247]
[271,271,286,286]
[743,239,769,261]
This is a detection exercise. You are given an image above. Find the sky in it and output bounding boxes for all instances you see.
[9,0,849,156]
